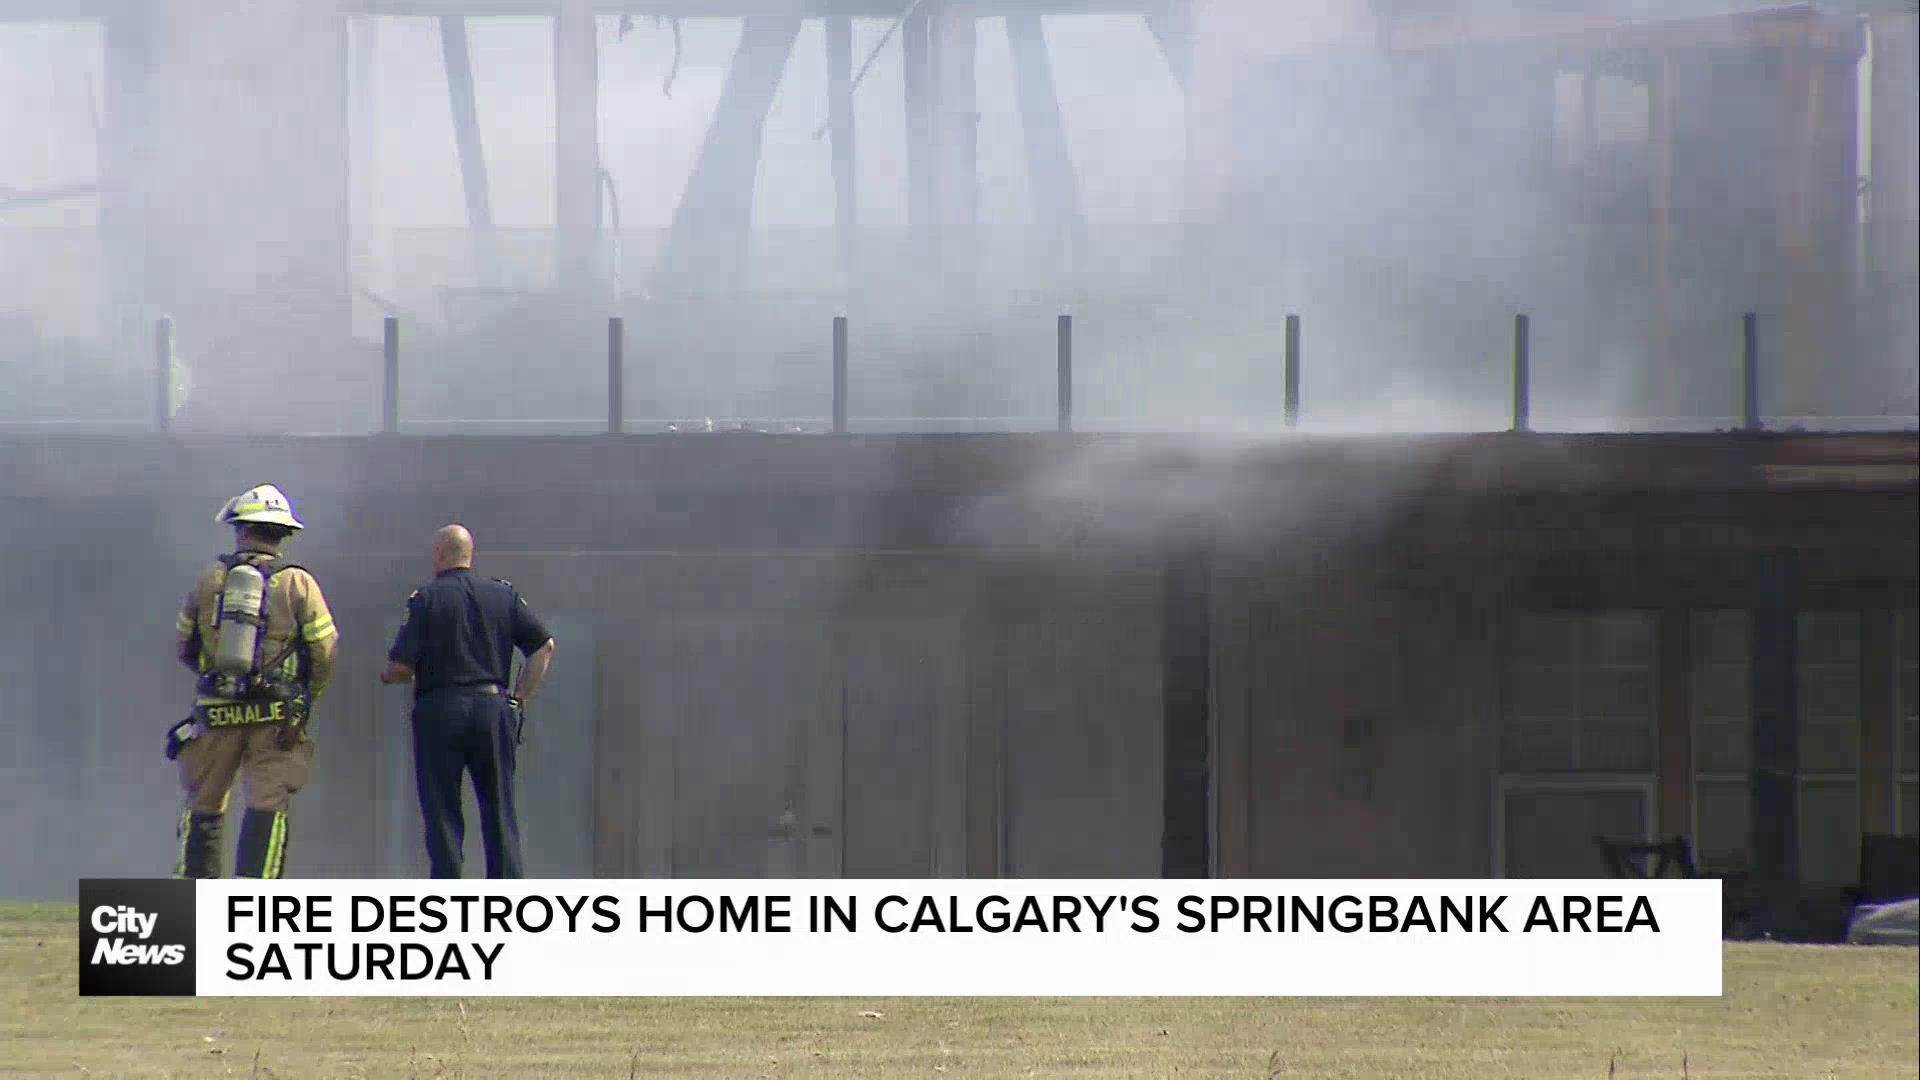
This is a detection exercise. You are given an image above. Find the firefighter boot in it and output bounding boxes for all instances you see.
[176,811,224,879]
[234,808,290,879]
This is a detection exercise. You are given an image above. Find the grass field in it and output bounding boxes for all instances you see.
[3,902,1915,1079]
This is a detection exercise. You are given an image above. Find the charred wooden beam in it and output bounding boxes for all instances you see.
[555,0,601,290]
[902,7,935,230]
[826,14,857,273]
[329,1,1184,21]
[1007,13,1083,241]
[936,3,979,230]
[659,16,802,294]
[934,3,978,302]
[1145,7,1191,91]
[441,15,494,229]
[2,0,1172,18]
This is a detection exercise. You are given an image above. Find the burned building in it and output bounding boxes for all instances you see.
[0,3,1915,938]
[1,428,1914,942]
[1191,1,1915,424]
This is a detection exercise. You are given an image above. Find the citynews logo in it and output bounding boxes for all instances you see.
[89,906,185,966]
[79,879,198,996]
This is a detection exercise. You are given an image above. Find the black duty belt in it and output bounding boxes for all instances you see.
[423,682,505,696]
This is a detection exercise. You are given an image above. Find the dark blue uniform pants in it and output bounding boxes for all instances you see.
[409,688,523,879]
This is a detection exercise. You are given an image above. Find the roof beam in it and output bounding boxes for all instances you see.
[357,0,1174,14]
[0,0,1178,22]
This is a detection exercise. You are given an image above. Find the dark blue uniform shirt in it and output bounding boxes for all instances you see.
[387,568,552,698]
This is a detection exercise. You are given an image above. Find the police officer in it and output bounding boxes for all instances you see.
[380,524,555,879]
[171,484,338,879]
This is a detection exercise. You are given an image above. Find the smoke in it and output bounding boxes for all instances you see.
[1,4,1917,896]
[4,7,1916,432]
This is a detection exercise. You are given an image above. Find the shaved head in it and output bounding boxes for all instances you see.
[431,523,474,571]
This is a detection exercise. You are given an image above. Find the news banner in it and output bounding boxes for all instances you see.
[79,879,1723,997]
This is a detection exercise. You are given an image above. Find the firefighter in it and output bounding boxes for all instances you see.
[380,523,555,879]
[169,483,338,879]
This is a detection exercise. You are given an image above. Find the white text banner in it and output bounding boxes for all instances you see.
[193,879,1724,997]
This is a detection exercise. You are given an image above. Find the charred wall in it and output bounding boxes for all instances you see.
[0,432,1913,898]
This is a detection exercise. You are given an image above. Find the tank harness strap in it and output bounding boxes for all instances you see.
[218,552,302,675]
[250,560,311,685]
[198,556,312,722]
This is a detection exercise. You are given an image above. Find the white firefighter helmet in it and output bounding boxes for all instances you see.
[216,484,306,531]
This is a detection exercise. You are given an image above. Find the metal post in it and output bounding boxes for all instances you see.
[832,315,849,434]
[608,316,624,434]
[382,316,399,434]
[1056,313,1073,432]
[1741,311,1760,432]
[154,316,174,432]
[1511,313,1531,433]
[1283,313,1301,429]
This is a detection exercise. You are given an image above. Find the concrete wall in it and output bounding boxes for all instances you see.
[0,546,1172,896]
[0,431,1913,899]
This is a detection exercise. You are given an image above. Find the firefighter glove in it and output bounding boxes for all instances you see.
[275,695,311,750]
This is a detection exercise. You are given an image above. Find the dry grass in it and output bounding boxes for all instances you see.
[3,900,1915,1079]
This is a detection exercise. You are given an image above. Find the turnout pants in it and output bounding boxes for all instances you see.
[175,723,314,879]
[410,687,523,879]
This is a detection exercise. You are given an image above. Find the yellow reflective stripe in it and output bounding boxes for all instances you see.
[175,612,195,635]
[240,811,289,880]
[301,615,335,643]
[266,812,287,879]
[172,807,192,879]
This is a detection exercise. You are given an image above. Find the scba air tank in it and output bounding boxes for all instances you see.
[211,563,268,676]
